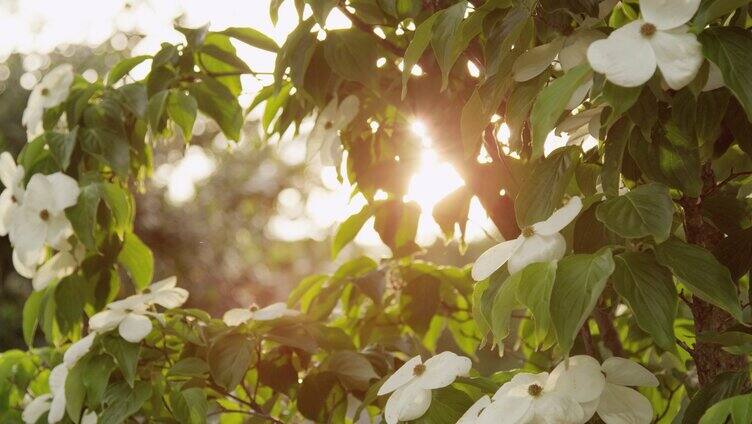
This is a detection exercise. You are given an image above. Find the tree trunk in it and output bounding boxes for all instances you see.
[681,165,749,387]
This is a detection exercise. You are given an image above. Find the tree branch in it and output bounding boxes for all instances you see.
[593,307,625,357]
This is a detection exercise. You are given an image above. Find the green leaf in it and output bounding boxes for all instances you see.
[693,0,751,31]
[309,0,337,24]
[166,90,197,140]
[432,186,473,246]
[550,248,614,355]
[101,336,140,387]
[530,63,592,159]
[171,387,208,424]
[168,357,209,377]
[408,386,474,424]
[684,371,748,423]
[66,182,102,250]
[515,146,580,227]
[45,128,78,171]
[22,291,44,348]
[601,118,632,196]
[220,27,278,52]
[107,55,151,85]
[100,381,152,424]
[199,44,252,73]
[323,351,379,391]
[489,273,520,346]
[374,200,421,257]
[197,33,242,96]
[208,334,256,390]
[101,182,132,233]
[146,89,169,133]
[514,261,557,346]
[332,204,373,259]
[65,356,87,423]
[117,232,154,292]
[655,238,744,322]
[298,372,347,422]
[700,393,752,424]
[324,30,378,88]
[189,77,243,141]
[612,252,677,352]
[430,1,468,90]
[596,183,673,243]
[401,275,441,334]
[79,128,130,177]
[699,27,752,121]
[601,82,641,127]
[402,13,439,98]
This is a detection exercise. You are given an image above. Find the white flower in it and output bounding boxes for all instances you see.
[22,64,75,140]
[22,394,52,424]
[8,173,79,263]
[377,352,471,424]
[222,302,300,326]
[477,372,585,424]
[457,395,491,424]
[471,196,582,280]
[307,95,359,167]
[559,30,605,109]
[0,152,25,236]
[89,277,187,343]
[552,356,658,424]
[63,332,96,368]
[587,0,703,90]
[81,410,98,424]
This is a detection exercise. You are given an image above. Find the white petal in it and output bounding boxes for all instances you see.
[457,395,491,424]
[0,189,17,236]
[118,313,153,343]
[650,26,703,90]
[533,197,583,236]
[223,308,254,326]
[415,351,471,390]
[378,356,422,396]
[383,384,431,424]
[597,384,653,424]
[547,355,605,403]
[581,398,599,422]
[89,309,126,332]
[471,238,523,281]
[22,394,52,424]
[560,30,605,71]
[39,65,74,108]
[476,395,533,424]
[334,95,360,128]
[494,372,549,399]
[307,99,339,161]
[507,233,566,275]
[44,214,73,249]
[13,248,40,279]
[254,302,300,321]
[602,357,659,387]
[640,0,700,30]
[48,364,68,396]
[512,40,563,82]
[10,207,47,255]
[533,392,584,424]
[703,62,725,91]
[107,294,150,311]
[0,152,19,188]
[22,102,44,140]
[149,276,177,291]
[46,173,80,213]
[32,251,77,291]
[148,287,188,309]
[47,392,66,424]
[587,21,656,88]
[81,410,98,424]
[24,174,55,212]
[64,333,96,368]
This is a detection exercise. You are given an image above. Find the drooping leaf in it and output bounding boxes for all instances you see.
[699,27,752,121]
[189,77,243,141]
[220,27,278,52]
[208,334,256,390]
[107,55,151,85]
[117,232,154,292]
[514,261,557,346]
[101,336,140,387]
[596,183,673,243]
[332,204,373,259]
[166,90,198,140]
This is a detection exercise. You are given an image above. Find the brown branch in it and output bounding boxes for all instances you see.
[593,307,625,357]
[580,324,597,359]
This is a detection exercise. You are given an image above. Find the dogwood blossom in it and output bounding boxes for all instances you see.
[471,196,582,280]
[21,364,68,424]
[457,395,491,424]
[552,356,658,424]
[8,173,79,265]
[89,277,187,343]
[477,372,585,424]
[377,351,471,424]
[307,95,359,167]
[0,152,25,236]
[63,332,96,368]
[22,64,75,140]
[81,410,98,424]
[559,30,605,109]
[587,0,703,89]
[14,242,85,291]
[223,302,300,326]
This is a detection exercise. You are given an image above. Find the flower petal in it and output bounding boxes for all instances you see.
[507,233,566,275]
[383,384,431,424]
[254,302,300,321]
[533,392,584,424]
[547,355,605,403]
[512,40,563,82]
[48,364,68,396]
[80,410,98,424]
[107,294,149,311]
[89,309,127,333]
[24,174,55,212]
[149,276,177,291]
[457,395,491,424]
[10,206,47,255]
[533,196,583,236]
[560,30,605,71]
[0,189,17,236]
[64,333,96,368]
[46,173,80,213]
[13,248,39,279]
[587,21,656,88]
[476,395,533,424]
[334,95,360,128]
[48,392,66,424]
[33,251,77,291]
[640,0,700,30]
[597,384,653,424]
[22,394,51,424]
[378,356,422,396]
[650,26,703,90]
[44,214,73,248]
[602,357,659,387]
[471,238,523,281]
[0,152,19,189]
[494,372,549,399]
[149,287,189,309]
[307,99,340,161]
[415,351,471,390]
[223,308,254,326]
[118,313,153,343]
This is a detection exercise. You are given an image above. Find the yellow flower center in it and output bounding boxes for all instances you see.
[522,226,535,238]
[640,23,656,37]
[527,384,543,397]
[413,364,426,376]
